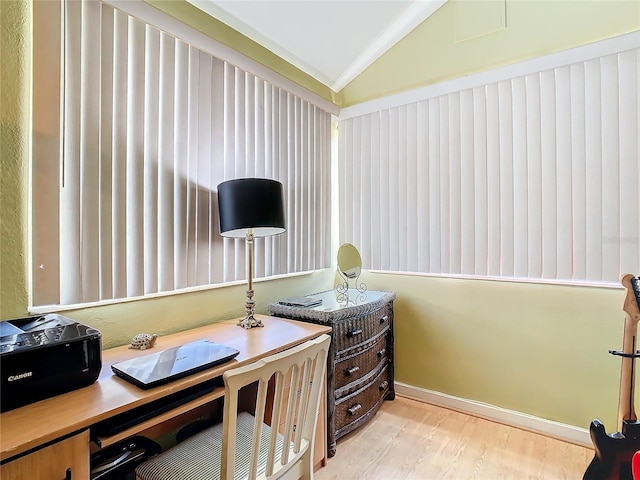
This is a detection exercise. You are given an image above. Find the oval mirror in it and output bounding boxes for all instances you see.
[337,243,362,280]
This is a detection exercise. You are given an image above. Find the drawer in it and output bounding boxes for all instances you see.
[334,364,390,433]
[333,303,391,354]
[334,333,388,395]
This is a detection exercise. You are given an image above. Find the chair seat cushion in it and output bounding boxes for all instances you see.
[135,412,285,480]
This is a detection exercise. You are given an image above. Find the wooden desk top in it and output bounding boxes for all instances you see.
[0,315,331,462]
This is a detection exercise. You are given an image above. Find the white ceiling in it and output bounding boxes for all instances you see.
[188,0,447,92]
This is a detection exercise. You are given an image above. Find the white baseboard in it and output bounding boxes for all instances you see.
[395,382,592,448]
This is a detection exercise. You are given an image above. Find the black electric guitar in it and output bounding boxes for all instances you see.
[584,274,640,480]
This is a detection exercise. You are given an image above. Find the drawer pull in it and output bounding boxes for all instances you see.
[64,468,72,480]
[346,366,360,375]
[347,328,363,337]
[380,315,388,324]
[377,348,386,357]
[347,403,362,416]
[379,381,389,391]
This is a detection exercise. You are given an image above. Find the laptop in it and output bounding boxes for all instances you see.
[111,339,240,389]
[278,296,323,308]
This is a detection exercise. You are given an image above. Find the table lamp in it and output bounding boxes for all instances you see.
[217,178,286,329]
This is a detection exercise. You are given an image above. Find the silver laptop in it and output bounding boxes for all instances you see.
[111,339,239,389]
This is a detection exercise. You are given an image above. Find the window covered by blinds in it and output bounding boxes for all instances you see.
[31,0,331,308]
[339,46,639,285]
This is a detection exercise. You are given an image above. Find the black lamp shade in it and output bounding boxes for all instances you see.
[217,178,286,238]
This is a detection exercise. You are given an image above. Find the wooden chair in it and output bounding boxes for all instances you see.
[135,334,331,480]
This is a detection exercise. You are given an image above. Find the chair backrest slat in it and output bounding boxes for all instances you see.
[266,371,285,477]
[281,363,299,465]
[294,359,312,453]
[249,379,269,480]
[221,389,239,480]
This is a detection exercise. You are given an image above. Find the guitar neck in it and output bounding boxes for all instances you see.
[618,275,640,431]
[618,318,638,429]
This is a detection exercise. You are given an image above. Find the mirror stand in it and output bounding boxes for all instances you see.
[335,243,367,304]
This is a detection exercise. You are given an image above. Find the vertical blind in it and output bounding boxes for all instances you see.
[31,0,332,308]
[339,47,640,285]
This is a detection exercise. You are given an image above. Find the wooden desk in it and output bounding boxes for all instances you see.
[0,315,331,478]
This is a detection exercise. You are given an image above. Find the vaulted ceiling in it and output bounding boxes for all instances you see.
[187,0,447,92]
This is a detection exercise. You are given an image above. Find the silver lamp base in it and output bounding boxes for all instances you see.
[237,288,264,329]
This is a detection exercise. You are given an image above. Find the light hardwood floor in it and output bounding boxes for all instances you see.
[316,396,593,480]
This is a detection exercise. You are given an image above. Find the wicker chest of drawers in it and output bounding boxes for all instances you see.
[268,289,396,457]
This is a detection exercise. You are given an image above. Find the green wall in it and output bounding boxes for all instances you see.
[2,0,639,435]
[339,0,640,106]
[0,0,30,320]
[0,0,333,348]
[362,272,625,432]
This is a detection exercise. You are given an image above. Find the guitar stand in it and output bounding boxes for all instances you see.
[609,350,640,358]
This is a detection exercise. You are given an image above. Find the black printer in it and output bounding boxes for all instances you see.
[0,314,102,412]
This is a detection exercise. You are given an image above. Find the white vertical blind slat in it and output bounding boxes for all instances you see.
[286,93,295,272]
[304,101,311,271]
[540,69,558,280]
[111,8,128,300]
[459,89,475,275]
[143,25,160,295]
[262,82,274,276]
[428,98,441,273]
[600,54,621,283]
[439,95,450,273]
[399,104,411,272]
[472,87,488,276]
[485,83,502,277]
[448,94,461,274]
[379,110,390,271]
[277,90,288,273]
[570,62,587,281]
[254,78,266,278]
[100,4,114,301]
[60,0,82,306]
[524,74,542,279]
[210,57,225,284]
[511,76,528,278]
[618,50,640,274]
[555,66,574,281]
[344,115,354,250]
[316,108,323,270]
[416,100,429,273]
[497,80,514,277]
[388,108,400,271]
[125,15,145,298]
[295,98,303,271]
[158,31,176,292]
[197,51,213,286]
[584,58,604,282]
[80,0,101,302]
[359,114,371,267]
[222,62,235,283]
[173,39,189,290]
[185,46,199,287]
